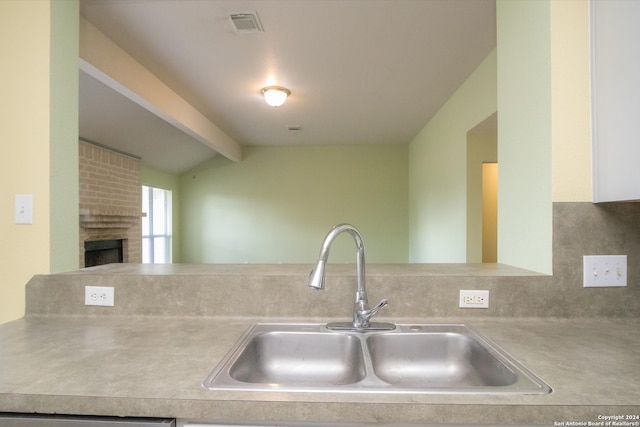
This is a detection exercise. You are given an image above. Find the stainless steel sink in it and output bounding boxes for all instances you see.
[203,323,551,394]
[367,330,517,387]
[228,331,366,386]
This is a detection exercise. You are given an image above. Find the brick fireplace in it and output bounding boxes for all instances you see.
[79,140,142,267]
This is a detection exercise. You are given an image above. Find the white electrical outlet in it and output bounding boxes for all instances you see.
[84,286,115,306]
[583,255,627,287]
[459,290,489,308]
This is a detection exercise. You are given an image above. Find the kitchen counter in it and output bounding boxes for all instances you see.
[0,264,639,425]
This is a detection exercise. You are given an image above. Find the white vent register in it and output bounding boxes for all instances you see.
[230,12,264,33]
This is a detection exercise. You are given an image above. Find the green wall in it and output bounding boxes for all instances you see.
[407,0,554,274]
[497,0,552,274]
[408,49,497,263]
[141,164,182,262]
[50,0,79,273]
[180,145,408,264]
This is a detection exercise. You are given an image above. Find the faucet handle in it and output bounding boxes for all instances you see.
[327,299,395,331]
[354,299,388,328]
[366,299,388,315]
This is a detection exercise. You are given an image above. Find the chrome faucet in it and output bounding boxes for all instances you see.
[308,224,395,331]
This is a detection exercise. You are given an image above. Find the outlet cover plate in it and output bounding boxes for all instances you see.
[459,290,489,308]
[84,286,115,306]
[583,255,627,287]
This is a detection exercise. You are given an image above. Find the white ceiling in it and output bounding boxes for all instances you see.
[79,0,496,174]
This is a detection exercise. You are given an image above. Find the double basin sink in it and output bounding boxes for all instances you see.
[203,323,551,394]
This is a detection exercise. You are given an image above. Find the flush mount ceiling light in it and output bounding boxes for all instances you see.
[261,86,291,107]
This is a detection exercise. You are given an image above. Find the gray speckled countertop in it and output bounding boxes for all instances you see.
[0,264,639,425]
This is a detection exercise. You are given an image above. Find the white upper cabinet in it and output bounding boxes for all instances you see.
[591,0,640,202]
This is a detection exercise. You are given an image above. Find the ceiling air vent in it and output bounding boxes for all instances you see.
[230,12,264,34]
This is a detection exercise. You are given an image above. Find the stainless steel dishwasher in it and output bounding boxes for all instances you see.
[0,414,175,426]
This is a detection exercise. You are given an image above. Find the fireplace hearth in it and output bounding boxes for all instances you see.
[84,239,124,267]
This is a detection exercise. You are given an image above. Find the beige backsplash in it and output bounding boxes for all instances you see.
[24,202,640,319]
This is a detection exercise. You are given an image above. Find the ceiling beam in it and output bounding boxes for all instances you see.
[79,16,242,162]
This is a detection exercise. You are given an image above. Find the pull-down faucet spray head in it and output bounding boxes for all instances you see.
[308,259,327,290]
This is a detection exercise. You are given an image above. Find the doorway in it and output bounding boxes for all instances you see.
[466,113,497,263]
[481,163,498,262]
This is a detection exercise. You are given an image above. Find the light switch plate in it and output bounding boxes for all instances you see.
[14,194,33,224]
[583,255,627,287]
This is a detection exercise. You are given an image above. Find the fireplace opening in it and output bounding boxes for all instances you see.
[84,239,124,267]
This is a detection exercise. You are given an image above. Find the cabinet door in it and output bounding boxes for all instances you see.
[0,414,175,427]
[591,0,640,202]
